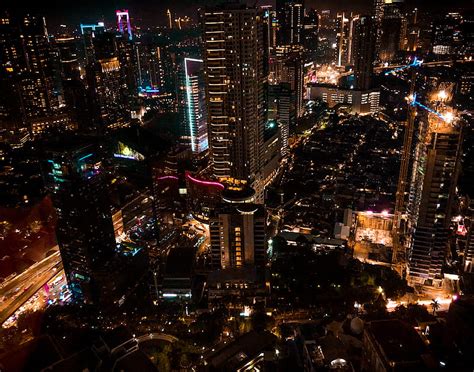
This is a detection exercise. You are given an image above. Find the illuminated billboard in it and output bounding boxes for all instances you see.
[113,141,145,161]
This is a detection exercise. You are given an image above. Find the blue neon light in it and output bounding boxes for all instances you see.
[78,153,93,162]
[385,57,423,76]
[410,93,452,122]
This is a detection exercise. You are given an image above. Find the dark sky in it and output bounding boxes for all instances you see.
[4,0,473,29]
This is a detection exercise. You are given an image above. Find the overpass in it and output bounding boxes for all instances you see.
[0,251,63,325]
[135,333,178,344]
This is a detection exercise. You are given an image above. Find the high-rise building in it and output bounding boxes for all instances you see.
[178,57,208,154]
[0,12,24,130]
[271,45,304,119]
[379,3,406,62]
[42,140,116,304]
[201,3,267,191]
[55,31,92,132]
[269,83,295,155]
[432,13,463,56]
[335,12,359,67]
[408,117,463,287]
[352,15,377,90]
[261,5,278,55]
[209,204,266,271]
[0,13,71,134]
[276,0,304,46]
[86,32,130,131]
[303,8,319,60]
[116,9,132,41]
[80,22,106,64]
[373,0,385,23]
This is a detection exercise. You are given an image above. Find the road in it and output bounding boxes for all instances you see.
[0,251,63,325]
[0,249,60,295]
[135,332,178,344]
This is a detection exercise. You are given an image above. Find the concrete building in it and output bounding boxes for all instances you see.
[308,84,380,114]
[408,120,463,287]
[362,319,437,371]
[201,3,267,194]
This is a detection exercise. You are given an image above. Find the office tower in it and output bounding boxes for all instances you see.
[201,3,267,189]
[277,0,304,46]
[209,204,266,271]
[43,140,116,303]
[55,30,92,131]
[80,22,106,64]
[373,0,385,23]
[432,13,463,56]
[272,45,304,118]
[379,3,406,62]
[0,13,70,134]
[303,8,319,60]
[55,33,80,81]
[408,117,463,287]
[352,15,376,90]
[405,8,420,52]
[261,5,278,55]
[0,12,24,130]
[116,9,132,41]
[116,33,138,99]
[268,83,294,156]
[335,12,359,67]
[178,58,208,154]
[86,32,130,131]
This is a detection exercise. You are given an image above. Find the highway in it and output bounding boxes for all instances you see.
[135,332,178,344]
[0,250,63,325]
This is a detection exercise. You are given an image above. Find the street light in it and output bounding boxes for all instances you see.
[437,90,448,102]
[442,111,455,123]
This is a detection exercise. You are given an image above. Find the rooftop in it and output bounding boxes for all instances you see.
[366,319,431,365]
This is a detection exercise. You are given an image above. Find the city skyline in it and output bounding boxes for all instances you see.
[0,0,473,370]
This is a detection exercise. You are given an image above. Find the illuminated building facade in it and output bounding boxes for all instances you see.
[43,141,116,304]
[80,22,106,64]
[201,3,267,189]
[308,84,380,114]
[408,116,463,287]
[276,0,304,46]
[0,13,67,133]
[86,32,130,131]
[261,5,278,55]
[178,58,208,154]
[209,204,266,271]
[335,12,358,67]
[185,172,224,223]
[116,9,132,41]
[432,13,463,56]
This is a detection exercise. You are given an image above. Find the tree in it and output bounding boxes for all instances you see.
[430,299,440,315]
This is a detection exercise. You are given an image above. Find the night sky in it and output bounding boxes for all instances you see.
[4,0,473,29]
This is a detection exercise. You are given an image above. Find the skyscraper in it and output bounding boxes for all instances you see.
[0,13,71,134]
[209,204,266,271]
[80,22,106,64]
[335,12,358,67]
[201,3,267,190]
[352,15,377,90]
[116,9,132,41]
[379,2,406,62]
[178,57,208,154]
[277,0,304,46]
[408,115,463,288]
[86,32,130,131]
[43,140,116,303]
